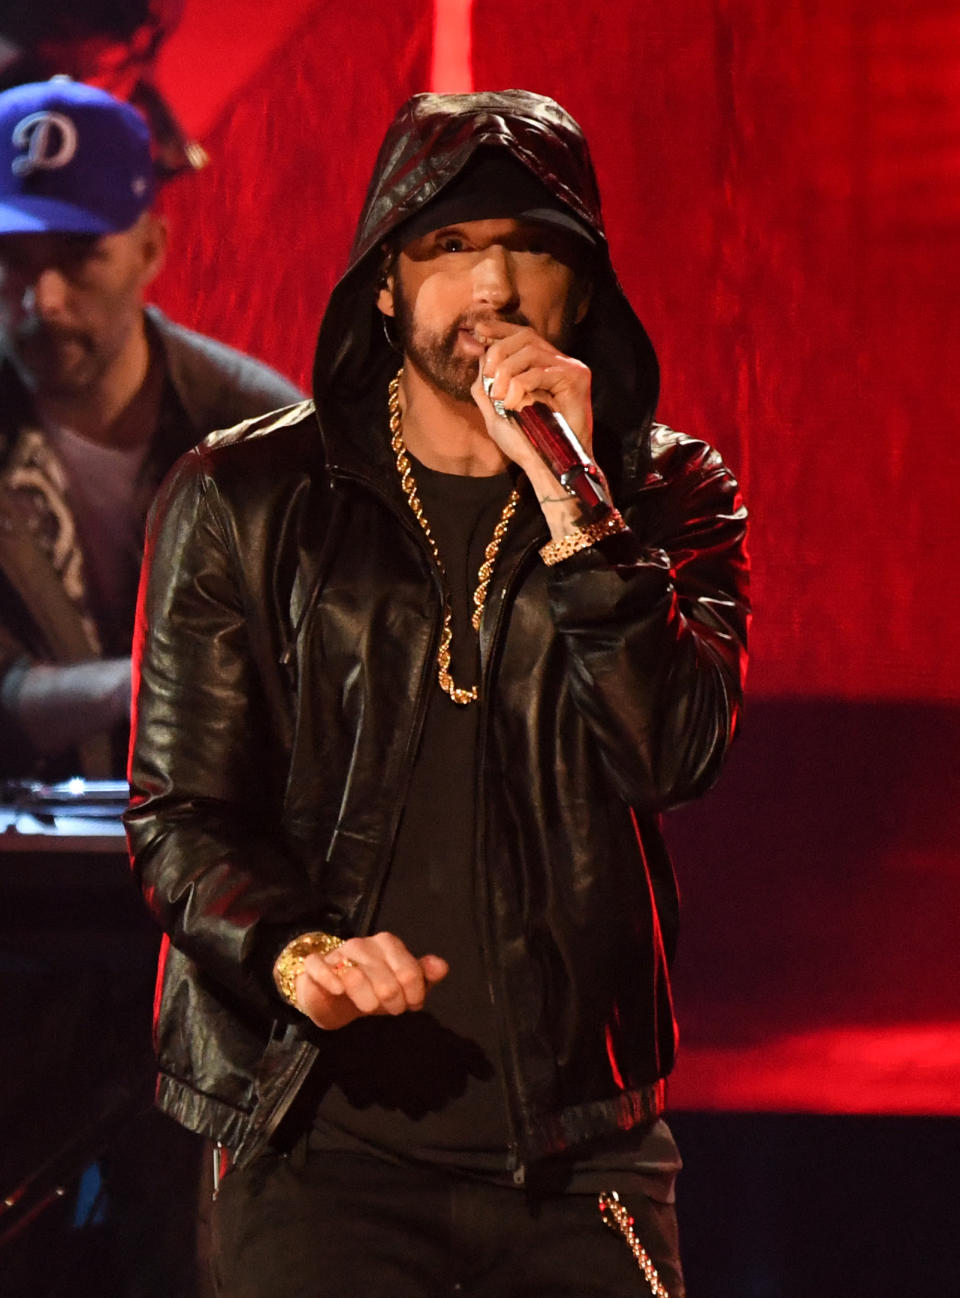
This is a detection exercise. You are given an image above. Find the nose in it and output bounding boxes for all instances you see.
[471,245,519,313]
[23,266,70,320]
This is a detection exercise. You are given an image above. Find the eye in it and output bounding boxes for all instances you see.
[508,231,554,258]
[0,243,25,275]
[437,234,469,253]
[60,236,101,267]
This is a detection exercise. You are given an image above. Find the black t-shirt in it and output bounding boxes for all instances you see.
[311,458,681,1197]
[312,458,514,1164]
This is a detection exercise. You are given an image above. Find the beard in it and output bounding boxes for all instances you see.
[391,280,505,402]
[7,320,107,398]
[390,278,581,404]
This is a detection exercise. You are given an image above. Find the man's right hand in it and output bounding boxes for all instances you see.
[293,931,449,1031]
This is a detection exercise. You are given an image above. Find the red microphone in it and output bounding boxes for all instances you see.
[483,376,612,521]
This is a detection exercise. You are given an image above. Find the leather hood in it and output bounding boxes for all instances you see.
[312,90,659,467]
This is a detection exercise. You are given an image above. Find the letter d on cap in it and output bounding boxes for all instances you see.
[11,112,79,177]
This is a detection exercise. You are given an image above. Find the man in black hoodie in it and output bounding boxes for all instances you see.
[127,90,749,1298]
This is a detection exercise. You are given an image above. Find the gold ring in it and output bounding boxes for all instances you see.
[331,958,358,976]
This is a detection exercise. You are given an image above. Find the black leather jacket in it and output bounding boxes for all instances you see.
[125,92,749,1173]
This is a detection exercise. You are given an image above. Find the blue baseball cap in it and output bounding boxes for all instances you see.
[0,78,155,237]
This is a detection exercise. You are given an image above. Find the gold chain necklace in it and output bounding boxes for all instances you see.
[388,369,520,705]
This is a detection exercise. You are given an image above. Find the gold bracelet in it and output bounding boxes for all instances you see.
[539,509,627,566]
[272,931,344,1007]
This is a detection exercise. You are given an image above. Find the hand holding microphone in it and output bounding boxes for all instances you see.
[474,320,612,522]
[481,375,612,521]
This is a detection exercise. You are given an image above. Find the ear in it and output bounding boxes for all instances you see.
[573,281,591,325]
[376,242,397,317]
[137,213,168,288]
[376,274,395,318]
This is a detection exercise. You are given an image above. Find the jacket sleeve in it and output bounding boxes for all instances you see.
[0,632,32,773]
[124,450,326,1018]
[546,430,750,812]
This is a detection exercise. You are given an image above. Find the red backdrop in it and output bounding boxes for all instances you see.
[150,0,960,1112]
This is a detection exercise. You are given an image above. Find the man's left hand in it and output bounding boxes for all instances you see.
[293,932,449,1031]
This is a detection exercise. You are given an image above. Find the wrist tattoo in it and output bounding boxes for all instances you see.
[538,493,572,507]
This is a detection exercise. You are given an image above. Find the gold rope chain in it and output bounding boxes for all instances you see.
[388,369,520,705]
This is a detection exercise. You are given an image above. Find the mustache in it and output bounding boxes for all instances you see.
[456,309,530,335]
[439,310,531,354]
[14,320,90,349]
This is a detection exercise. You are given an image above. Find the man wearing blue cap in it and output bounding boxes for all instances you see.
[0,78,302,780]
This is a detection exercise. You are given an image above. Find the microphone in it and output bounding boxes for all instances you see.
[482,376,612,521]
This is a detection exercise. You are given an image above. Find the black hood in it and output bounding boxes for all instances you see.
[313,90,659,471]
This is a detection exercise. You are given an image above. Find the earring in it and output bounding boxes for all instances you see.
[381,313,402,354]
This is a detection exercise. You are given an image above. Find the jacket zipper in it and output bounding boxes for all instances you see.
[241,1037,318,1168]
[474,532,544,1188]
[358,632,438,936]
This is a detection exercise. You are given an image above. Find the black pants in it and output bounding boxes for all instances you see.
[210,1146,685,1297]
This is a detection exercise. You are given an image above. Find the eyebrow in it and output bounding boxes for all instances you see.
[425,222,554,244]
